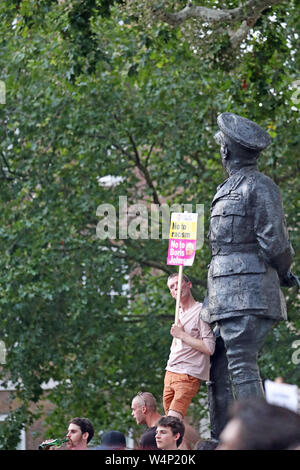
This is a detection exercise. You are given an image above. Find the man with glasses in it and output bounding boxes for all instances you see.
[131,392,162,449]
[164,273,215,423]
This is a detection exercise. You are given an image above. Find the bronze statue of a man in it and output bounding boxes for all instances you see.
[201,112,298,439]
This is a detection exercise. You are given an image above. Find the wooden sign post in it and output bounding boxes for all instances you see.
[174,265,183,326]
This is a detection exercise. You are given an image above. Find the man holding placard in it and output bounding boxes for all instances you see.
[165,212,215,423]
[163,272,215,421]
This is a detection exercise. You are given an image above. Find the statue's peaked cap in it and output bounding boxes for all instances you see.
[217,112,271,151]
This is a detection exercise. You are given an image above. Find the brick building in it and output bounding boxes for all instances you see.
[0,379,55,450]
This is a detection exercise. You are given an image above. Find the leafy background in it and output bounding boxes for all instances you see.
[0,0,299,449]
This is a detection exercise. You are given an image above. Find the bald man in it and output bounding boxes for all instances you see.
[131,392,162,450]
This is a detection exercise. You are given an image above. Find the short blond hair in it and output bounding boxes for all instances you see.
[133,392,157,412]
[167,273,191,284]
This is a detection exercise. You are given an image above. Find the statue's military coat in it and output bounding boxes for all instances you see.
[201,166,293,323]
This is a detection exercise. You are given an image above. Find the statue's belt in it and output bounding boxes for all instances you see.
[210,243,258,255]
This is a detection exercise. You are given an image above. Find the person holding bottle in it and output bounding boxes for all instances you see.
[39,417,94,450]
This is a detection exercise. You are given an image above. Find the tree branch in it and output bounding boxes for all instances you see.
[155,0,285,48]
[145,141,155,168]
[123,314,173,323]
[0,151,28,179]
[113,114,161,206]
[157,0,283,25]
[111,243,174,275]
[108,240,207,287]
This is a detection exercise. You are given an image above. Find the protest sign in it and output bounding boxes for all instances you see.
[167,212,198,266]
[167,213,198,324]
[265,379,299,413]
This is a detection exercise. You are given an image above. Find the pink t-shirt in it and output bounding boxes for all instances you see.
[166,302,215,381]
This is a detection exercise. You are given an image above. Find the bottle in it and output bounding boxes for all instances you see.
[38,437,68,450]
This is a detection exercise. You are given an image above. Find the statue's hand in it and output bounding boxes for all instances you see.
[280,271,300,289]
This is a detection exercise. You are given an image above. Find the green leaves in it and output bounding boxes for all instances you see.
[0,0,299,448]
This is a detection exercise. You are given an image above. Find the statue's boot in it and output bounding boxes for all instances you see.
[233,379,264,399]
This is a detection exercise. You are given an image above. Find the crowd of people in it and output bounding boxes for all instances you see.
[40,391,300,451]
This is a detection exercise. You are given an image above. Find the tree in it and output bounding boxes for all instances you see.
[0,0,299,448]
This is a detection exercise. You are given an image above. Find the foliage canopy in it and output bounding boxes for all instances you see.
[0,0,299,449]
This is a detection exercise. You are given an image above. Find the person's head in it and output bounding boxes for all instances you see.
[155,416,185,450]
[67,417,94,450]
[139,428,158,450]
[131,392,157,425]
[167,273,192,301]
[215,112,270,175]
[95,431,126,450]
[217,398,300,450]
[215,131,260,174]
[196,439,218,450]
